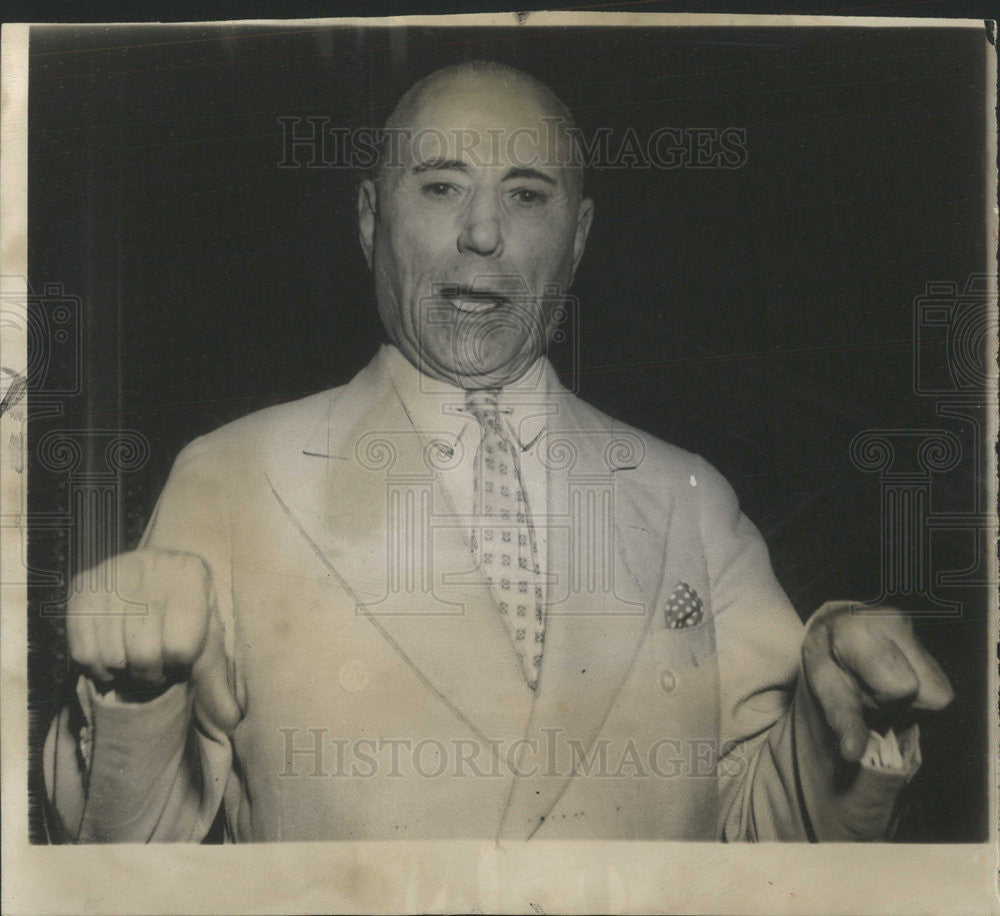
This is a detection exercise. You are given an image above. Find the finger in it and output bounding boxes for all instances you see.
[122,597,166,686]
[95,552,140,676]
[803,634,871,762]
[889,630,955,711]
[160,561,211,673]
[66,593,100,672]
[842,609,954,710]
[67,562,119,683]
[832,619,920,706]
[93,605,128,674]
[85,616,114,684]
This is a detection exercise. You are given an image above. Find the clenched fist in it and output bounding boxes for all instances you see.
[66,549,242,734]
[802,601,954,762]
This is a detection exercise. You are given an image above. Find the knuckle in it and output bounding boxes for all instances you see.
[802,631,822,656]
[161,628,201,669]
[163,593,209,635]
[66,588,100,618]
[124,635,161,671]
[68,641,95,668]
[800,625,828,664]
[96,641,126,672]
[828,617,860,656]
[180,554,211,594]
[878,644,918,679]
[815,600,851,624]
[831,606,861,632]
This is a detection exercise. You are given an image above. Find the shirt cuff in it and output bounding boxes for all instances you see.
[793,672,922,841]
[76,676,192,772]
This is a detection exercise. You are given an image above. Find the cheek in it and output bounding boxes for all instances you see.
[386,204,456,266]
[387,236,444,301]
[513,221,577,284]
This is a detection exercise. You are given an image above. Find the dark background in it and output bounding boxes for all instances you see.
[27,21,992,842]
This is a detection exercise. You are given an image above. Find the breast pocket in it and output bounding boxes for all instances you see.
[648,618,716,673]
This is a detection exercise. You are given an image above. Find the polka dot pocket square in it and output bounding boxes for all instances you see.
[663,581,704,629]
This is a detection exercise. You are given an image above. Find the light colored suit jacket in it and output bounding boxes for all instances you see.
[44,348,915,842]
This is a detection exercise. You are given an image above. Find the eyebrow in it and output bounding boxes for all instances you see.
[412,158,468,174]
[411,159,558,187]
[504,166,557,187]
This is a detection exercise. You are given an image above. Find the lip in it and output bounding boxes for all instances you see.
[439,285,509,314]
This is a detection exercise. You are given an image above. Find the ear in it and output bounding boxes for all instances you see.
[357,178,377,270]
[571,197,595,279]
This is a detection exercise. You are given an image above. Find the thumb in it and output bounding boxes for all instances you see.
[190,608,242,735]
[810,663,872,762]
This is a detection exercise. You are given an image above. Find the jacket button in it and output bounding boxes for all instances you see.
[338,658,370,692]
[658,668,676,694]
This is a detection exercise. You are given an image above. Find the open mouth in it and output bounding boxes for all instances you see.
[439,285,510,314]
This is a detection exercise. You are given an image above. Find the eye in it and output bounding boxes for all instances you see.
[422,182,459,200]
[510,187,549,207]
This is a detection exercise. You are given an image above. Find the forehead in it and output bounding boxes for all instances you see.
[395,74,572,169]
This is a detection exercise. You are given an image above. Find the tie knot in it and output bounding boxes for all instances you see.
[465,388,501,427]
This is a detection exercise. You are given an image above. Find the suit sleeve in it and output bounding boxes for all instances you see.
[43,436,236,843]
[692,456,919,841]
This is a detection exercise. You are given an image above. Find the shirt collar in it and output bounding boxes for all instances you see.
[378,343,554,452]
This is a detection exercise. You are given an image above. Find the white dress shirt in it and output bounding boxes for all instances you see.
[380,343,552,606]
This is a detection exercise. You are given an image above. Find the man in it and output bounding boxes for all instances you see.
[44,60,953,842]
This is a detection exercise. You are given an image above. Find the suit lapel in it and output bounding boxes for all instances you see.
[267,352,535,758]
[497,393,672,840]
[265,354,672,837]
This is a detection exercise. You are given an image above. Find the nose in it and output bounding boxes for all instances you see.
[457,191,504,258]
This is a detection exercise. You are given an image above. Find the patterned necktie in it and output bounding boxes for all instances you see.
[466,388,545,690]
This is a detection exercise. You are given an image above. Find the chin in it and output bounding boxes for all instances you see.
[452,345,533,377]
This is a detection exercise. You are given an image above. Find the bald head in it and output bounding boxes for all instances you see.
[374,60,584,199]
[357,58,595,390]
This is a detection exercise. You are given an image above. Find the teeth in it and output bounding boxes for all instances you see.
[451,297,500,313]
